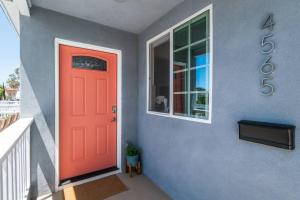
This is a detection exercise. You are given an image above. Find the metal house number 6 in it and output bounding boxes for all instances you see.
[260,14,275,96]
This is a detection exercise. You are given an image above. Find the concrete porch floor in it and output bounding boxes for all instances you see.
[40,174,171,200]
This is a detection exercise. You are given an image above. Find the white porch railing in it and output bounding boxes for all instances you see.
[0,118,33,200]
[0,101,20,117]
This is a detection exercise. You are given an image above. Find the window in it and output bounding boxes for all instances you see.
[148,34,170,113]
[147,5,212,123]
[72,56,107,71]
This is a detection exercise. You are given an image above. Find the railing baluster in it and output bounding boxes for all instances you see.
[20,138,23,199]
[21,135,25,199]
[21,134,26,198]
[20,139,23,199]
[3,160,8,200]
[0,162,4,200]
[22,135,25,199]
[26,127,30,192]
[18,141,22,199]
[12,151,16,200]
[7,153,12,200]
[16,145,19,200]
[0,161,2,200]
[17,142,20,199]
[24,134,27,196]
[12,148,16,200]
[11,151,14,200]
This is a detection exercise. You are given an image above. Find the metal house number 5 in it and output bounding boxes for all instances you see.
[260,14,275,96]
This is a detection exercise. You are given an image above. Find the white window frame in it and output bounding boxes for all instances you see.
[146,4,213,124]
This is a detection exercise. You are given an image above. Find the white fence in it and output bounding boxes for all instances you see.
[0,101,20,117]
[0,118,33,200]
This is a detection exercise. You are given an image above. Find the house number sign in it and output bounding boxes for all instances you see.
[260,14,275,96]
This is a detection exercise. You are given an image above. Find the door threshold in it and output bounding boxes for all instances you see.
[59,166,119,187]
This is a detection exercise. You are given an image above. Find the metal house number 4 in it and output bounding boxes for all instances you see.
[260,14,275,96]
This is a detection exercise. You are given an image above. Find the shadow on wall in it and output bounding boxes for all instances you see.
[21,63,56,197]
[30,122,55,196]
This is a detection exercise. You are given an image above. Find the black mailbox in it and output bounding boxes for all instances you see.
[238,120,295,150]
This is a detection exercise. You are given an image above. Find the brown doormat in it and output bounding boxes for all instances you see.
[57,175,128,200]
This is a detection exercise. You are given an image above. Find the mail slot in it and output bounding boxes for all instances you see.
[238,120,295,150]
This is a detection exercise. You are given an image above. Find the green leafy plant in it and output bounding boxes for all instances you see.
[126,144,139,156]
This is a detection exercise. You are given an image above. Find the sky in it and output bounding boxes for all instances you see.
[195,54,208,90]
[0,7,20,85]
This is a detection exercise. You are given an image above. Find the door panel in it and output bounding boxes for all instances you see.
[96,79,108,114]
[72,127,86,161]
[96,126,108,155]
[59,44,117,181]
[72,76,86,116]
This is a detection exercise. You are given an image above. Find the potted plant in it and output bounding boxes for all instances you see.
[126,143,139,167]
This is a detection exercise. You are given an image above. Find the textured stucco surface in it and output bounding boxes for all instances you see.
[138,0,300,200]
[20,0,300,199]
[20,7,138,198]
[31,0,184,33]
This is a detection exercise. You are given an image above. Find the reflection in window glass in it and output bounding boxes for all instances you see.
[174,48,188,71]
[174,71,188,92]
[190,67,208,91]
[191,42,207,67]
[191,16,207,43]
[190,93,209,118]
[174,93,189,116]
[174,25,188,50]
[149,34,170,113]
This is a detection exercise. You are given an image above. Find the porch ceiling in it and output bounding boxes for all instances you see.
[31,0,184,33]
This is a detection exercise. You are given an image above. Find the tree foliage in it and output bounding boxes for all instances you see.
[0,84,4,99]
[0,82,5,100]
[6,68,20,89]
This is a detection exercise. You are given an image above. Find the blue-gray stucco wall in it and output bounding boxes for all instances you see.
[20,1,300,199]
[20,7,138,198]
[138,0,300,200]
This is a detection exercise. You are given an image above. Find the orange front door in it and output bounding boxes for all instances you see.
[59,44,117,181]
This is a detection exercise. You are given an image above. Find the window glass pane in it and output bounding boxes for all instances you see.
[174,71,188,92]
[149,35,170,113]
[73,56,107,71]
[191,42,208,67]
[191,16,207,43]
[174,25,188,50]
[174,93,189,116]
[172,10,210,120]
[174,48,188,71]
[190,93,209,119]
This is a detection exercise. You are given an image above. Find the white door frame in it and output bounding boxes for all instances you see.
[54,38,122,191]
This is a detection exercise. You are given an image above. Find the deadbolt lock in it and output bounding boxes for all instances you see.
[112,106,117,113]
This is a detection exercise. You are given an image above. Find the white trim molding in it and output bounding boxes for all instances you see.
[0,0,31,34]
[15,0,31,16]
[146,4,213,124]
[54,38,122,191]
